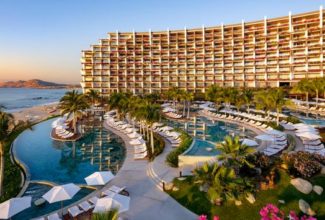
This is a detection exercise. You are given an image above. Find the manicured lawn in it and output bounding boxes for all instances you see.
[167,170,325,220]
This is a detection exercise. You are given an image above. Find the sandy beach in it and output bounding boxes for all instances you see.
[12,103,60,123]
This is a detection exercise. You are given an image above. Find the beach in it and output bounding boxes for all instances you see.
[12,103,59,123]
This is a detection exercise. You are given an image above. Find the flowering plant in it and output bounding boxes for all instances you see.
[259,204,317,220]
[259,204,284,220]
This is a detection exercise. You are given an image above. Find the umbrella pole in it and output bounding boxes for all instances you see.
[61,201,63,217]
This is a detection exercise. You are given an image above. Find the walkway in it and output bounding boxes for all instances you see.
[103,122,197,220]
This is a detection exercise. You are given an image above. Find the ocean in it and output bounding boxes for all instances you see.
[0,88,71,112]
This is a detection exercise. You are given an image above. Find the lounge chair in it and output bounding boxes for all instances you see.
[78,201,93,211]
[47,213,61,220]
[134,151,148,160]
[68,206,83,218]
[108,185,126,193]
[88,196,99,205]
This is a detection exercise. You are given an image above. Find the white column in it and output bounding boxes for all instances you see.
[202,25,205,41]
[133,29,136,45]
[289,11,292,32]
[184,26,187,43]
[320,5,323,28]
[116,30,119,45]
[264,16,267,36]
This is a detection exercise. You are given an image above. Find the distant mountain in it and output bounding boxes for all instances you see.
[0,79,80,89]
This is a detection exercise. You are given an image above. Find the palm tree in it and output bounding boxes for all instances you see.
[292,79,313,108]
[193,162,220,191]
[205,85,223,110]
[254,90,273,120]
[107,92,130,119]
[235,94,245,112]
[242,89,254,113]
[185,92,194,118]
[86,89,101,107]
[59,90,89,134]
[310,78,325,107]
[217,136,255,169]
[268,88,287,125]
[0,111,31,196]
[222,87,238,109]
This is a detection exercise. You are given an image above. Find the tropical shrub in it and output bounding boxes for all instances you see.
[148,133,165,161]
[286,115,301,124]
[266,121,284,131]
[282,151,322,178]
[166,131,193,167]
[246,152,274,174]
[311,153,325,166]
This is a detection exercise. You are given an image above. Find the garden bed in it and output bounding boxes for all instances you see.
[167,170,325,220]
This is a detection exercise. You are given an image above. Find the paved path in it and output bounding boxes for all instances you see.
[103,122,197,220]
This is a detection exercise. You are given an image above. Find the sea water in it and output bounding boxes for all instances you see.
[0,88,70,112]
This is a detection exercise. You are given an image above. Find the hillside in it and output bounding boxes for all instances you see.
[0,79,80,89]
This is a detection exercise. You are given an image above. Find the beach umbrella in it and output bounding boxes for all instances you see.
[241,139,259,147]
[281,123,295,131]
[42,183,80,204]
[161,103,171,107]
[127,132,141,139]
[296,132,321,140]
[152,122,164,128]
[93,197,120,214]
[0,196,32,219]
[161,126,173,131]
[129,138,145,145]
[265,129,285,137]
[85,171,115,186]
[167,131,181,138]
[255,134,275,141]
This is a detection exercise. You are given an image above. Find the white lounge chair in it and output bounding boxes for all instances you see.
[134,151,147,160]
[108,185,126,193]
[78,201,93,211]
[68,206,83,218]
[88,196,99,205]
[47,213,61,220]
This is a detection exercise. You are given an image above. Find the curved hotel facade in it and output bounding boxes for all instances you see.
[81,7,324,95]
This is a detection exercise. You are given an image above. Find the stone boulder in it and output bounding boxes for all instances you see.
[313,185,323,195]
[299,199,316,216]
[246,193,256,204]
[235,200,242,206]
[290,178,313,194]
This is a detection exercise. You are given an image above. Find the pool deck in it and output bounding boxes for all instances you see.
[103,122,198,220]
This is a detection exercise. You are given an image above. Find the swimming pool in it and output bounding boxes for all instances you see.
[12,118,126,219]
[164,116,257,157]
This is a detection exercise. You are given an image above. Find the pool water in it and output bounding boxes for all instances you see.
[289,112,325,126]
[164,116,257,156]
[12,118,126,219]
[185,139,218,156]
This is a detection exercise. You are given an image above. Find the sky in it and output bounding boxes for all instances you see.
[0,0,323,84]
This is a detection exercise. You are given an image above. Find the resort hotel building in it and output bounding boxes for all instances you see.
[81,7,325,95]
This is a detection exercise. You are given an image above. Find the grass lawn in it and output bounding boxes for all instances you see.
[167,170,325,220]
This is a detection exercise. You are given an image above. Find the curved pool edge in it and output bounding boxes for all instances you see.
[31,121,129,220]
[10,136,32,197]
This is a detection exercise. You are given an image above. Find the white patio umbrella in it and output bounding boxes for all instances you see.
[43,183,80,204]
[127,132,141,139]
[93,197,120,213]
[255,134,276,141]
[85,171,115,186]
[241,139,259,147]
[0,196,32,219]
[265,129,285,137]
[296,132,321,140]
[129,138,145,145]
[282,123,295,130]
[161,126,173,131]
